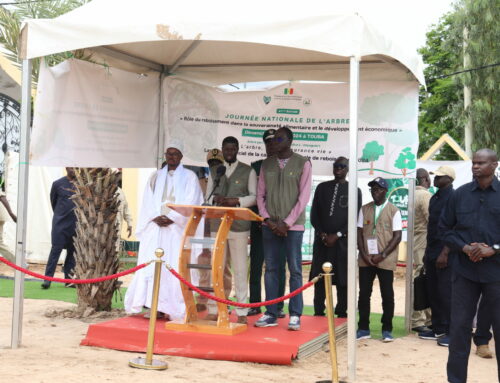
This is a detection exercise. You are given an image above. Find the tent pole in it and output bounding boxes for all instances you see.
[404,181,416,331]
[11,59,32,348]
[157,71,166,169]
[347,56,359,382]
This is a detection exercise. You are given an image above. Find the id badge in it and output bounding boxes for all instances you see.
[366,236,379,255]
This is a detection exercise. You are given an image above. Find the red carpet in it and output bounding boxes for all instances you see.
[81,313,346,365]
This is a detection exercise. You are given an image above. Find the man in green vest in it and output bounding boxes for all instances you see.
[248,129,287,318]
[205,136,257,324]
[357,177,402,342]
[255,127,312,331]
[195,148,225,312]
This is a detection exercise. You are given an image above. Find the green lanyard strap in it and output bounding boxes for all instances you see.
[372,200,388,235]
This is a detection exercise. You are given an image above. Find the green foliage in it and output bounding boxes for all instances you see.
[418,0,499,158]
[0,278,126,309]
[418,13,464,160]
[0,0,91,84]
[361,141,384,161]
[394,147,416,176]
[450,0,499,152]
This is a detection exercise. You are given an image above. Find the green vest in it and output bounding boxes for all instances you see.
[261,152,308,226]
[359,201,400,271]
[211,162,252,232]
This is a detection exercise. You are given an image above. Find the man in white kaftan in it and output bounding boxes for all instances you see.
[125,142,203,320]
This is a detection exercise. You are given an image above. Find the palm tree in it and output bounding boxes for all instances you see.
[0,0,91,84]
[71,168,121,313]
[0,2,122,315]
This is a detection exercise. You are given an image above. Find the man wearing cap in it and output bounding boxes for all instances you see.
[255,126,312,331]
[418,165,455,346]
[194,148,226,312]
[411,168,433,332]
[207,148,224,168]
[205,136,257,324]
[357,177,402,342]
[309,156,362,318]
[248,129,287,318]
[442,149,500,383]
[125,141,204,320]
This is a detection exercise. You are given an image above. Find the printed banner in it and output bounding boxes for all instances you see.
[164,78,419,177]
[31,59,160,168]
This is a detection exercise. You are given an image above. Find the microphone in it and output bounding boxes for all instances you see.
[215,165,226,183]
[204,165,226,205]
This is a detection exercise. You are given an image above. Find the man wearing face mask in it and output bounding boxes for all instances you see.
[205,136,257,325]
[357,177,402,342]
[309,157,362,318]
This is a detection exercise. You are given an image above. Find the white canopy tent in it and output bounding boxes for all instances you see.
[15,1,424,380]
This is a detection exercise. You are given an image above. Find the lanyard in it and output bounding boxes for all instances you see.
[372,200,388,235]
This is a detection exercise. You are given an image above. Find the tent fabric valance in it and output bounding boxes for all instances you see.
[20,0,425,85]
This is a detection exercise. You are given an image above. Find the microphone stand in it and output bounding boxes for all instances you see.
[203,177,222,206]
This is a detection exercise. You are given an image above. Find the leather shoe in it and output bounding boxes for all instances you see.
[196,303,207,312]
[205,313,218,321]
[143,311,169,320]
[237,316,248,324]
[247,307,261,316]
[476,344,493,359]
[41,281,51,289]
[412,326,430,333]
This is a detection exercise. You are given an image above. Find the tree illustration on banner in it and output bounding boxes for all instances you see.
[361,141,385,175]
[394,147,416,177]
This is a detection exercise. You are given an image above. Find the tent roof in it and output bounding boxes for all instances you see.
[20,0,425,85]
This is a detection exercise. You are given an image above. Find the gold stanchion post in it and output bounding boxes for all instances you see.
[129,248,169,370]
[316,262,346,383]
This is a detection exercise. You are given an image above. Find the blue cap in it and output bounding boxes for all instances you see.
[368,177,389,189]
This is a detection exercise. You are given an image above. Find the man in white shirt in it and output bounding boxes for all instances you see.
[356,177,402,342]
[124,141,203,320]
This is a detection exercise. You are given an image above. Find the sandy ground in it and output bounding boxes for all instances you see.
[0,264,497,383]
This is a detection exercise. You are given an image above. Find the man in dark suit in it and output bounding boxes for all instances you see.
[443,149,500,383]
[41,168,77,289]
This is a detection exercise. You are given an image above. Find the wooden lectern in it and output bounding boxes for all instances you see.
[164,204,262,335]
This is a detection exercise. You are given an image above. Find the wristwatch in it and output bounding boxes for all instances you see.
[493,244,500,255]
[336,231,343,238]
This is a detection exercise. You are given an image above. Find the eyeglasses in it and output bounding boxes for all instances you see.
[333,163,348,169]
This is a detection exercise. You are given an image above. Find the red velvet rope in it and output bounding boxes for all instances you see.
[0,256,149,284]
[167,265,319,308]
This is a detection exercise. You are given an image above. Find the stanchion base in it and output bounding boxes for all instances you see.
[128,357,168,370]
[315,380,348,383]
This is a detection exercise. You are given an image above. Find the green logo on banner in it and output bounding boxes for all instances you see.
[276,108,300,115]
[263,96,271,105]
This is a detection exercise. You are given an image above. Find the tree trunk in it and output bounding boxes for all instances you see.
[370,161,374,175]
[71,168,121,312]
